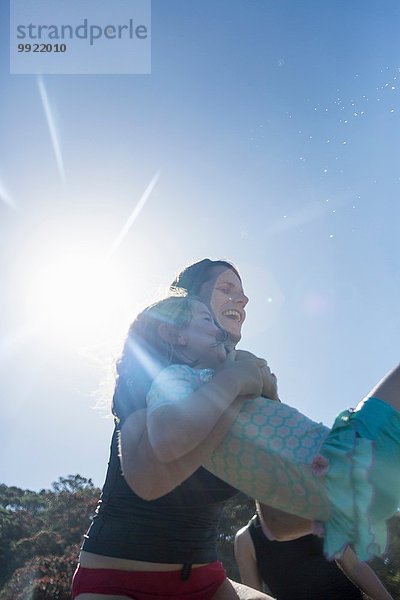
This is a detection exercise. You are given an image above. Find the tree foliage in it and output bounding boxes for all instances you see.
[0,476,399,598]
[0,475,99,600]
[217,492,256,581]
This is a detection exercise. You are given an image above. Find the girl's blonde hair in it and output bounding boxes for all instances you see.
[112,295,196,423]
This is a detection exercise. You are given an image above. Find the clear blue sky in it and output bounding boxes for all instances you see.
[0,0,399,491]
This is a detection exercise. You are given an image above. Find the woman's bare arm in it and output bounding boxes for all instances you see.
[120,395,248,500]
[147,360,264,463]
[234,525,264,592]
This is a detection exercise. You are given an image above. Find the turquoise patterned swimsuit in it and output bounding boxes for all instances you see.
[147,365,400,560]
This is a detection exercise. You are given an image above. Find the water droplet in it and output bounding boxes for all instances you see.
[390,109,395,113]
[342,141,347,145]
[267,298,273,303]
[329,234,334,239]
[332,210,336,213]
[277,58,285,67]
[323,169,328,173]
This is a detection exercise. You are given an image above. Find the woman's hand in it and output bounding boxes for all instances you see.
[225,350,279,400]
[221,350,266,398]
[260,365,279,401]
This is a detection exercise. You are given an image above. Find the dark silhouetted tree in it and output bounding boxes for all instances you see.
[0,475,99,599]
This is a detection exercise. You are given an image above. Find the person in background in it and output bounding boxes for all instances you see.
[235,505,394,600]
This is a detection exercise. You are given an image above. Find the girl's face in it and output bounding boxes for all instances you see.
[177,300,227,369]
[199,268,248,346]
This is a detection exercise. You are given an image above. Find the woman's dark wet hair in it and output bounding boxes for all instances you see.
[170,259,241,297]
[112,296,195,423]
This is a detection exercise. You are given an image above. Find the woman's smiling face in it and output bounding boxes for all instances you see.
[198,267,248,346]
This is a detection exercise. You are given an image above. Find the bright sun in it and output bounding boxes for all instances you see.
[19,227,134,349]
[30,252,125,343]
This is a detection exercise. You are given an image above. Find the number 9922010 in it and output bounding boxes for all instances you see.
[18,43,67,52]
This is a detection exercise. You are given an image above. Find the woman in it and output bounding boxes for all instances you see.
[74,260,275,600]
[75,259,399,597]
[118,259,400,560]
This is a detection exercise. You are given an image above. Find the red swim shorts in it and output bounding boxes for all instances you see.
[71,561,227,599]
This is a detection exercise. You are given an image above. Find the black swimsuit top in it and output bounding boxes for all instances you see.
[249,515,362,600]
[82,425,237,564]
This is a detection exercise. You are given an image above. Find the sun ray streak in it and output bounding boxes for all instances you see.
[37,76,65,182]
[0,178,18,210]
[108,171,161,257]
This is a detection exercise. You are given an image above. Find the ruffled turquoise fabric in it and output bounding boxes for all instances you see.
[147,365,400,562]
[317,398,400,561]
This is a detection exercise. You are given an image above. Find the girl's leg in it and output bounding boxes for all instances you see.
[257,503,313,541]
[205,397,331,521]
[360,363,400,412]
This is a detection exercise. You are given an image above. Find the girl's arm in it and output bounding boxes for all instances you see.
[337,547,394,600]
[147,358,264,463]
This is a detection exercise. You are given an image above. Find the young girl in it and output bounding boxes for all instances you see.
[144,295,400,562]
